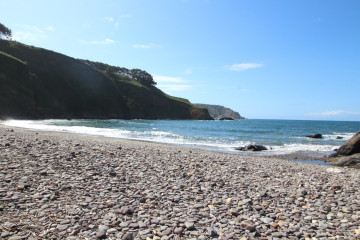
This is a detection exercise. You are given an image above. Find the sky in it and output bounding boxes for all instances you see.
[1,0,360,121]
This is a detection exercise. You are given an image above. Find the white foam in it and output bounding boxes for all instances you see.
[2,120,133,138]
[274,143,336,153]
[148,130,180,137]
[3,120,70,132]
[322,132,355,141]
[0,120,346,157]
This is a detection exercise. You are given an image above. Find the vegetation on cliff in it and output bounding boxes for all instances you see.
[0,40,212,120]
[0,23,12,39]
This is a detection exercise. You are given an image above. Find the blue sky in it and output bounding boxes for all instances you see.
[2,0,359,120]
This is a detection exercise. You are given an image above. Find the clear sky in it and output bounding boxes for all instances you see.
[2,0,359,121]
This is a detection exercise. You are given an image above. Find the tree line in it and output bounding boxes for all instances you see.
[0,23,12,39]
[81,60,157,87]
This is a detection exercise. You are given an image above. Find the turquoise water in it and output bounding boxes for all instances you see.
[2,119,360,158]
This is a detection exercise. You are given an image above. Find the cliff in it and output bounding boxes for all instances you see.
[0,40,212,120]
[194,104,245,120]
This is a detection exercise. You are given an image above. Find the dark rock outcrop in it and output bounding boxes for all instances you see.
[330,153,360,168]
[306,134,323,139]
[219,117,234,121]
[336,131,360,156]
[326,131,360,168]
[235,145,268,152]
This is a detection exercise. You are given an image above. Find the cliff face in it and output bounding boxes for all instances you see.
[0,40,212,120]
[194,104,245,120]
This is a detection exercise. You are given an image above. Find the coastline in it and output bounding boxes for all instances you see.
[1,125,360,239]
[1,119,348,163]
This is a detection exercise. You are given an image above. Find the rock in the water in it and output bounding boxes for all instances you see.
[337,131,360,156]
[219,117,234,121]
[306,134,323,139]
[235,145,267,151]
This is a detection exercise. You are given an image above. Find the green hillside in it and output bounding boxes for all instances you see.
[0,40,212,120]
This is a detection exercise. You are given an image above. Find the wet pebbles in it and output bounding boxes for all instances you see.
[1,126,360,239]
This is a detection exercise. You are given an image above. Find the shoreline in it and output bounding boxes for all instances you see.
[0,121,336,165]
[1,125,360,239]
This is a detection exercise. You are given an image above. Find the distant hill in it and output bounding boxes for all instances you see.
[0,40,212,120]
[194,104,245,119]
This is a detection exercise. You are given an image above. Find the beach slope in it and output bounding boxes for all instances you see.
[0,125,359,239]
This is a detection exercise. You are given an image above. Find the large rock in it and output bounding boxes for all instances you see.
[329,153,360,168]
[306,134,323,139]
[337,131,360,156]
[326,131,360,168]
[235,145,267,152]
[219,117,234,121]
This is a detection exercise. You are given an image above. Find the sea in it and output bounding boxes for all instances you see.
[2,119,360,164]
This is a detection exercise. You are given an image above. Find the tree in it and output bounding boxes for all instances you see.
[130,69,156,86]
[0,23,12,39]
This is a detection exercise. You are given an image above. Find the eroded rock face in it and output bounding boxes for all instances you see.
[337,131,360,156]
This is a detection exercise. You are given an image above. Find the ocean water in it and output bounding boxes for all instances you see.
[2,119,360,159]
[1,119,360,158]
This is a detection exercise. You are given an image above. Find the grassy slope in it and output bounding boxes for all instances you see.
[0,40,211,120]
[0,51,38,118]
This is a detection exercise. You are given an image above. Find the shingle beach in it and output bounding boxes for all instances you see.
[1,125,360,239]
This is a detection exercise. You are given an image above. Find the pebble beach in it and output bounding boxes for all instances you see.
[1,125,360,240]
